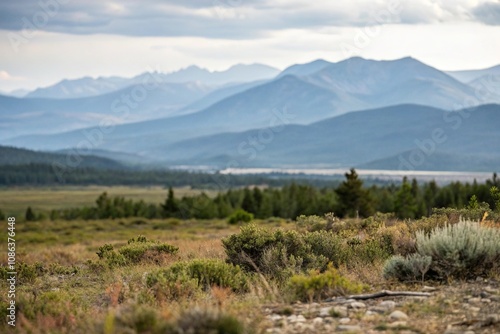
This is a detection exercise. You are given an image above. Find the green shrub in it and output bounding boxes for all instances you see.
[228,209,254,225]
[222,224,330,279]
[174,308,244,334]
[147,259,248,293]
[296,214,327,232]
[416,220,500,280]
[112,305,172,334]
[287,264,365,302]
[383,254,432,282]
[97,236,178,267]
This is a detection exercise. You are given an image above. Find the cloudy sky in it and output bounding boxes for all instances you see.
[0,0,499,92]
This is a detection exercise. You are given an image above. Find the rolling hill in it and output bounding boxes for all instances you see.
[149,104,500,171]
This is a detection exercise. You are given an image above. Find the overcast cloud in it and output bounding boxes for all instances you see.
[0,0,499,91]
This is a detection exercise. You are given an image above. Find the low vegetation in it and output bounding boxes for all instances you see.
[1,172,499,333]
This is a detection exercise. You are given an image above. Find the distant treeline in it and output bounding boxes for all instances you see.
[27,169,500,221]
[0,163,342,188]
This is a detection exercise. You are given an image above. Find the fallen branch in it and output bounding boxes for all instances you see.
[344,290,432,300]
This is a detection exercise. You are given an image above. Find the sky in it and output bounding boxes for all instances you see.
[0,0,499,92]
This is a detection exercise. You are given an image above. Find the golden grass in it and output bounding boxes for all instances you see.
[0,186,218,216]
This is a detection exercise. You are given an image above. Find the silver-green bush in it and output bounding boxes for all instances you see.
[416,220,500,279]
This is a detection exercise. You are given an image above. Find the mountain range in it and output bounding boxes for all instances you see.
[2,57,500,172]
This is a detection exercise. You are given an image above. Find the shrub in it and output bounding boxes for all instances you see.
[416,220,500,280]
[296,214,327,232]
[228,209,254,225]
[287,264,365,302]
[174,308,244,334]
[112,305,172,334]
[383,254,432,282]
[97,236,178,267]
[147,259,248,293]
[222,224,330,279]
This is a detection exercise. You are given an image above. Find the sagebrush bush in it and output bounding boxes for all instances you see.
[223,223,394,281]
[228,209,254,225]
[383,254,432,282]
[416,220,500,279]
[222,224,333,280]
[174,308,244,334]
[287,264,365,302]
[97,236,178,267]
[147,259,248,293]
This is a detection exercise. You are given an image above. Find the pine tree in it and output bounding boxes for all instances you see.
[335,168,373,218]
[25,206,36,221]
[162,187,180,217]
[395,177,418,219]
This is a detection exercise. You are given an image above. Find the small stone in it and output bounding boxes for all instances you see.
[295,315,306,323]
[421,285,437,292]
[481,298,491,303]
[469,306,481,313]
[480,291,490,298]
[379,300,396,311]
[388,321,407,328]
[337,325,362,332]
[389,310,409,321]
[484,287,499,294]
[268,314,282,321]
[467,297,481,304]
[319,306,332,317]
[324,317,335,324]
[330,306,348,318]
[490,295,500,302]
[350,301,366,309]
[312,317,323,326]
[287,315,297,322]
[484,314,500,325]
[339,317,350,324]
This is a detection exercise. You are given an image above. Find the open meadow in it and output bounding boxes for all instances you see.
[0,185,499,333]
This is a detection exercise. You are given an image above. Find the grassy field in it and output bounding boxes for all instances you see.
[0,186,218,216]
[0,189,499,333]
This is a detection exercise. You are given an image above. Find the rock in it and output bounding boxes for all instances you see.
[329,306,348,318]
[324,317,335,324]
[312,317,323,326]
[319,306,332,317]
[379,300,396,311]
[479,291,490,298]
[490,295,500,302]
[469,306,481,313]
[268,314,282,321]
[484,287,499,294]
[388,321,407,328]
[337,325,362,332]
[339,317,350,324]
[484,314,500,325]
[467,297,481,304]
[295,315,306,323]
[421,285,437,292]
[350,301,366,309]
[389,310,409,321]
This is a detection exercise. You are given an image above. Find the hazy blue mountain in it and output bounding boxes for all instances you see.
[149,104,500,172]
[278,59,332,77]
[180,79,269,114]
[446,65,500,83]
[161,64,280,85]
[304,57,491,109]
[7,88,30,98]
[26,76,130,99]
[358,151,500,172]
[4,75,357,151]
[0,82,212,139]
[0,145,124,169]
[24,64,279,99]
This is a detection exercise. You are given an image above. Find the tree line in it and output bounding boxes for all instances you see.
[22,169,500,221]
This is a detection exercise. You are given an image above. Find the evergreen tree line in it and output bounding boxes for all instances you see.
[0,163,341,188]
[29,169,500,221]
